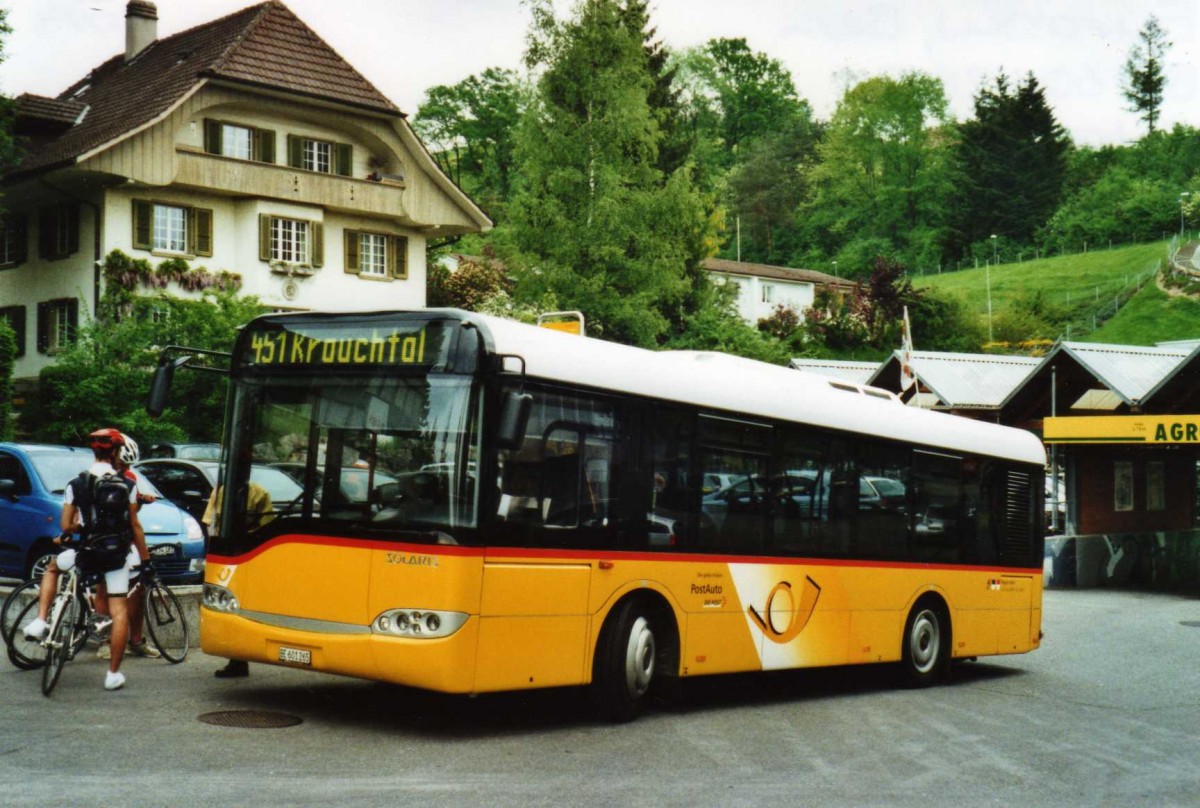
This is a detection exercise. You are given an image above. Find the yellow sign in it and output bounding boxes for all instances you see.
[1044,414,1200,444]
[540,320,582,335]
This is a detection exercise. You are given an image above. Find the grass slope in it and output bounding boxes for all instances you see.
[1090,281,1200,344]
[913,242,1180,345]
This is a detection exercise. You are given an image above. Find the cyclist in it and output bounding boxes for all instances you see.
[93,434,161,661]
[23,428,150,691]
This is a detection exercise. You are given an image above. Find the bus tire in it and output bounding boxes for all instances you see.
[901,596,950,688]
[591,599,659,723]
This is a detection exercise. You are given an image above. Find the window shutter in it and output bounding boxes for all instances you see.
[259,215,272,262]
[335,143,353,177]
[344,229,359,273]
[3,306,26,358]
[193,208,214,257]
[310,221,324,267]
[65,206,80,256]
[66,299,79,345]
[132,200,153,250]
[203,119,222,155]
[15,215,27,264]
[257,129,276,164]
[38,208,54,258]
[391,236,408,279]
[287,135,303,168]
[36,302,49,353]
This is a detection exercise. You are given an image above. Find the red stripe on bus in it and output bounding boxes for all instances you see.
[208,534,1042,575]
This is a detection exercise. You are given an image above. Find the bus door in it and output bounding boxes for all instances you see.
[688,414,773,674]
[480,390,620,691]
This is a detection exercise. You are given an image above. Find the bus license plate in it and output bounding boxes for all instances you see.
[278,647,311,666]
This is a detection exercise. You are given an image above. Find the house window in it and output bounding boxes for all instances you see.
[761,284,774,304]
[259,215,324,267]
[0,305,26,358]
[131,201,213,257]
[287,135,352,176]
[203,119,275,163]
[0,215,28,267]
[154,205,187,252]
[223,124,254,160]
[38,205,79,260]
[36,298,78,354]
[303,139,331,173]
[344,230,407,279]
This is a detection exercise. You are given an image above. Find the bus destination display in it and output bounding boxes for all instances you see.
[241,321,442,369]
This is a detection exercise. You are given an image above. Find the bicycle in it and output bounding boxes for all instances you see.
[2,576,104,671]
[4,547,190,692]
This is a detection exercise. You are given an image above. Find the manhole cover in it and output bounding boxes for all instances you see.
[197,710,303,729]
[1181,621,1200,629]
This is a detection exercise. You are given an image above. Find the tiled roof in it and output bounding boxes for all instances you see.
[13,94,88,126]
[702,257,853,288]
[9,1,399,179]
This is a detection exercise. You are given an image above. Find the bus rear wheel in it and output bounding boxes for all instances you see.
[901,598,950,688]
[591,600,658,723]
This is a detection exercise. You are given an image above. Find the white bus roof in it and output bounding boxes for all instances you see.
[467,312,1045,467]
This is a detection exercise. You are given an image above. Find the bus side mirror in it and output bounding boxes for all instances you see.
[147,356,188,418]
[496,392,533,451]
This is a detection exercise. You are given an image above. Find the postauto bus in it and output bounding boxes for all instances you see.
[183,310,1044,721]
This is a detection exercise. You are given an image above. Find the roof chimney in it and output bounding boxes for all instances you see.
[125,0,158,62]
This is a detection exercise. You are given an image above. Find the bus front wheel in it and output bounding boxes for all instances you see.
[901,597,950,688]
[591,600,658,723]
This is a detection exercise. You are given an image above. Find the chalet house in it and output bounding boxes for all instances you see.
[702,257,852,326]
[0,0,490,384]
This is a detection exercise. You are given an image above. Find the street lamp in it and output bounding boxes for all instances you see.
[1182,192,1192,237]
[990,233,998,265]
[831,260,838,278]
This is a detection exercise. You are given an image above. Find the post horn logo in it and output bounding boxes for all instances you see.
[747,576,822,644]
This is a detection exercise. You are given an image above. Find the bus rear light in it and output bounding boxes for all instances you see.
[373,608,467,639]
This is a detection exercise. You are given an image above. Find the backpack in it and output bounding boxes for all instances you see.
[73,471,133,573]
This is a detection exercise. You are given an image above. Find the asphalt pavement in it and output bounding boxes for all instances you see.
[1,589,1198,807]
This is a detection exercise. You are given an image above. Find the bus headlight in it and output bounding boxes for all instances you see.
[203,583,240,613]
[372,608,467,639]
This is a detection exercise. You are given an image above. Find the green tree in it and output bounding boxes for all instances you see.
[507,0,711,347]
[0,9,15,176]
[1123,16,1172,136]
[23,265,262,445]
[801,73,955,274]
[724,114,821,264]
[950,72,1070,255]
[413,68,523,217]
[0,317,14,441]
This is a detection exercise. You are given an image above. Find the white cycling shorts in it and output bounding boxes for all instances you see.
[55,546,140,596]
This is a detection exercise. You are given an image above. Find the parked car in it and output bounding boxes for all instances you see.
[0,443,205,582]
[145,443,222,461]
[134,459,304,531]
[861,476,907,512]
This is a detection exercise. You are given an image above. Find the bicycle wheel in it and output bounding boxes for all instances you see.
[41,593,78,696]
[143,582,189,663]
[3,582,47,670]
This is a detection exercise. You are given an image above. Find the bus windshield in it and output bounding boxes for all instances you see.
[212,373,480,554]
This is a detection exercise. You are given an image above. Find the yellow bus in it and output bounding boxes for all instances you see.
[181,310,1044,721]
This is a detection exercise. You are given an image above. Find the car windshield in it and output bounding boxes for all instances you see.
[247,466,305,504]
[870,478,906,497]
[28,451,97,493]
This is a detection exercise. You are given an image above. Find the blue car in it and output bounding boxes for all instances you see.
[0,443,205,583]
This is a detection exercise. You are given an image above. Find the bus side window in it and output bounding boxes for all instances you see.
[774,426,829,556]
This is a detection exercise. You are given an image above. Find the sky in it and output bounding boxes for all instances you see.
[1,0,1196,147]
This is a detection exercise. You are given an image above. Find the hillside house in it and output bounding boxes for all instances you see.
[0,0,490,386]
[702,257,852,326]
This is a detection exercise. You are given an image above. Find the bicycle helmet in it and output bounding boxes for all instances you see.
[87,428,125,450]
[118,434,140,465]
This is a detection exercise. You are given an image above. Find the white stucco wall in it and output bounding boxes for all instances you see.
[711,272,815,325]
